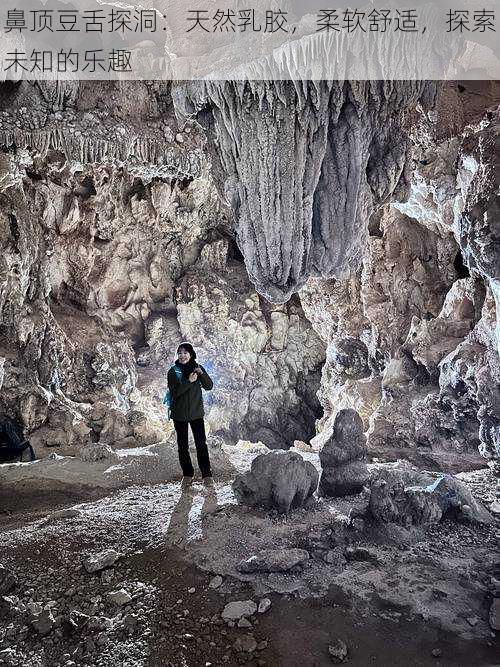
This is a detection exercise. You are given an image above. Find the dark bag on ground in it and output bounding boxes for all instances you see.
[0,418,35,463]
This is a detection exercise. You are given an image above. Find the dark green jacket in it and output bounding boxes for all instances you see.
[167,364,213,422]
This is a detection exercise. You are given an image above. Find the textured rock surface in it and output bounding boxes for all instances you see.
[232,450,318,514]
[175,80,434,301]
[0,81,324,456]
[319,409,369,497]
[368,464,493,527]
[301,93,500,469]
[236,548,309,573]
[0,79,498,473]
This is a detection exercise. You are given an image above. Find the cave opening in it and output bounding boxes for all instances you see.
[228,238,245,263]
[454,249,470,278]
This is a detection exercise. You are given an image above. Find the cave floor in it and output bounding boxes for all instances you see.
[0,466,498,667]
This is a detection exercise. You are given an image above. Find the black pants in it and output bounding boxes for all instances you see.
[173,418,212,478]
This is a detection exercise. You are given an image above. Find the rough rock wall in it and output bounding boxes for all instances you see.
[301,90,499,471]
[0,81,324,455]
[0,79,497,470]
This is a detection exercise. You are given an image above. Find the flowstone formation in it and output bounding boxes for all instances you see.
[300,85,500,470]
[174,80,435,302]
[318,408,369,497]
[0,80,324,457]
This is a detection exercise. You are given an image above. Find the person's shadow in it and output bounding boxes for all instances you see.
[165,483,220,548]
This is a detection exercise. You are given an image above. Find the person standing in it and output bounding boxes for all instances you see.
[167,342,214,483]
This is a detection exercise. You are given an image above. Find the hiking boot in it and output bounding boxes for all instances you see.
[181,476,194,488]
[202,474,214,486]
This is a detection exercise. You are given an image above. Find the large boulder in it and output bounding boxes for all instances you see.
[232,450,318,514]
[368,464,493,526]
[319,409,369,497]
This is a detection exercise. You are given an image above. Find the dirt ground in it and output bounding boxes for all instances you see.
[1,481,498,667]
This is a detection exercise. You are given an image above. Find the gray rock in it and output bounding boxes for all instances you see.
[258,598,271,614]
[106,589,132,606]
[344,546,381,564]
[0,595,20,619]
[237,548,310,573]
[232,450,318,514]
[67,610,90,632]
[82,549,120,573]
[31,609,55,636]
[78,443,117,463]
[323,550,347,567]
[0,649,17,666]
[319,409,369,497]
[233,633,257,653]
[369,465,493,526]
[45,508,82,523]
[237,617,252,628]
[489,598,499,631]
[328,637,349,663]
[0,565,17,595]
[209,575,223,589]
[221,600,257,622]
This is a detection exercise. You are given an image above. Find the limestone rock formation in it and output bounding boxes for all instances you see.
[232,450,318,514]
[301,90,500,470]
[0,81,324,457]
[175,80,435,302]
[368,464,493,526]
[319,409,369,497]
[0,79,498,474]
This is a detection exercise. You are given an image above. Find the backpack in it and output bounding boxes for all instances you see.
[162,365,183,419]
[0,418,35,462]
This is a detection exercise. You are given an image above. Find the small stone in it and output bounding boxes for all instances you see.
[106,589,132,607]
[222,600,257,622]
[258,598,271,614]
[344,546,380,564]
[238,618,252,628]
[209,576,223,589]
[466,616,479,627]
[490,500,500,515]
[82,549,120,574]
[0,566,17,595]
[431,648,442,658]
[351,518,365,532]
[32,609,55,636]
[27,602,43,615]
[175,133,185,144]
[233,634,258,653]
[188,587,196,594]
[45,509,81,523]
[328,638,348,663]
[489,599,499,631]
[237,549,309,573]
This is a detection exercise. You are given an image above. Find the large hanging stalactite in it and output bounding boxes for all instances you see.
[173,80,436,302]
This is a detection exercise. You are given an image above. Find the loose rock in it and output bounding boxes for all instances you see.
[237,548,310,573]
[233,450,318,514]
[258,598,272,614]
[328,637,349,663]
[82,549,120,573]
[222,600,258,622]
[234,633,258,653]
[107,589,132,606]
